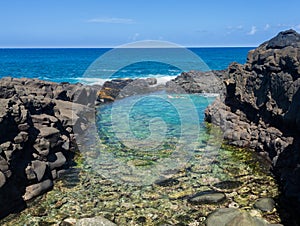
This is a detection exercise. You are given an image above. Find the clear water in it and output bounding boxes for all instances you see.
[0,93,281,225]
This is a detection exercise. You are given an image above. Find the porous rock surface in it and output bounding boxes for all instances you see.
[0,77,98,218]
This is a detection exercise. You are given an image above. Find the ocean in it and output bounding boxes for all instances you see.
[0,47,253,84]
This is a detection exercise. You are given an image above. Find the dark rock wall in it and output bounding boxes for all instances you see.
[203,30,300,223]
[0,77,97,218]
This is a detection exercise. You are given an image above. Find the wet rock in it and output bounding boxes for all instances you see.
[76,216,117,226]
[154,177,180,187]
[188,190,226,204]
[213,181,243,190]
[254,198,275,212]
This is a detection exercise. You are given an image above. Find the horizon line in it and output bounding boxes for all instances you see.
[0,45,257,49]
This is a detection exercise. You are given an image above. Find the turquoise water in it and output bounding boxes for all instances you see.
[97,91,215,145]
[96,92,216,165]
[0,48,253,84]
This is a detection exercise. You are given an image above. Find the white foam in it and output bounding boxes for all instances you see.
[201,93,220,97]
[154,75,177,84]
[75,77,109,85]
[75,74,179,86]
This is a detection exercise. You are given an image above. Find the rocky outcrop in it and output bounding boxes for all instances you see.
[203,29,300,224]
[0,77,98,218]
[97,77,163,102]
[166,70,226,95]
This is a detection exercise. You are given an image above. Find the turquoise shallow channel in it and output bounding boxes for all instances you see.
[0,92,282,225]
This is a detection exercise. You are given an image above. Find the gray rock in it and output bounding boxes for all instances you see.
[18,123,30,131]
[225,212,267,226]
[0,171,6,188]
[61,135,70,150]
[31,114,58,126]
[166,70,226,95]
[0,141,12,151]
[38,126,60,138]
[266,29,300,49]
[31,160,47,182]
[76,216,116,226]
[206,208,269,226]
[49,152,66,170]
[188,190,226,205]
[25,165,36,180]
[23,179,53,201]
[0,156,9,172]
[33,137,50,157]
[254,198,275,212]
[206,208,240,226]
[14,131,28,144]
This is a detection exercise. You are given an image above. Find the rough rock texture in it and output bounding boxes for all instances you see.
[166,70,226,95]
[203,30,300,224]
[97,77,163,102]
[0,77,98,218]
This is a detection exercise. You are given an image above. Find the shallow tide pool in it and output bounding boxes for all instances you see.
[1,92,281,225]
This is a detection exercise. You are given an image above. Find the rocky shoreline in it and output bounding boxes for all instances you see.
[0,78,100,218]
[0,29,300,225]
[174,29,300,225]
[0,76,166,219]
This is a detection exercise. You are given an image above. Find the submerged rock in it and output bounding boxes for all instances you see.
[188,190,226,204]
[213,180,243,190]
[76,216,116,226]
[254,198,275,212]
[154,177,180,187]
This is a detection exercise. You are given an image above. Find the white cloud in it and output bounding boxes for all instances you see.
[264,24,270,30]
[247,26,257,35]
[226,25,244,30]
[87,17,135,24]
[131,33,140,41]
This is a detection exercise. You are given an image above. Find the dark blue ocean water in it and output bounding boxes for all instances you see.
[0,48,253,84]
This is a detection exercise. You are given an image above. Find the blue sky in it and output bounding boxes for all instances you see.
[1,0,300,47]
